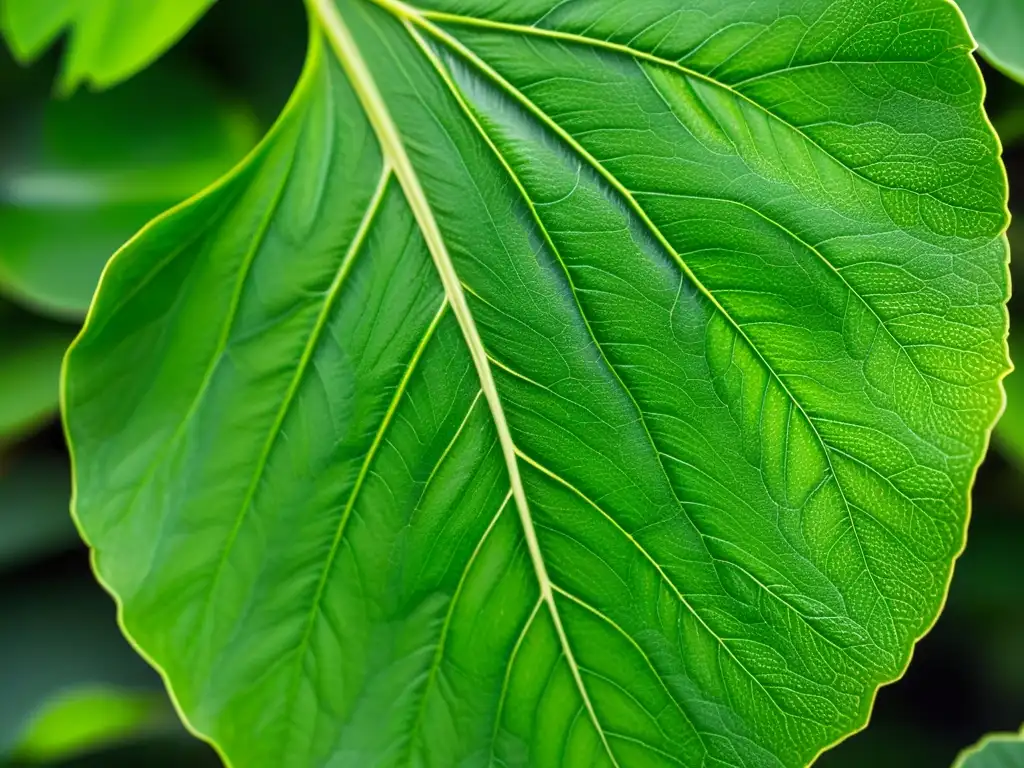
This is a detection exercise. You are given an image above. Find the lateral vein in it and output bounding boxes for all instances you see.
[384,2,897,651]
[281,295,448,763]
[309,2,618,765]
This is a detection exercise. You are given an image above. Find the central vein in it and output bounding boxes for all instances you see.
[308,0,545,600]
[307,0,616,760]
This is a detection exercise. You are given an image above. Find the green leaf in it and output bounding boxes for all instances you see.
[994,222,1024,467]
[0,56,259,319]
[954,729,1024,767]
[994,333,1024,468]
[956,0,1024,83]
[0,0,218,93]
[0,447,76,571]
[63,0,1010,765]
[0,302,76,440]
[0,573,163,758]
[10,687,171,764]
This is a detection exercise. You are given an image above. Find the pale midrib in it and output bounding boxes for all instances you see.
[308,1,619,765]
[400,14,832,724]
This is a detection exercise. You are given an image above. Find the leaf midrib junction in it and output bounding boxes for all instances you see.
[366,0,909,636]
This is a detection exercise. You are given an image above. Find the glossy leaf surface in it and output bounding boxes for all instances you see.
[0,58,258,318]
[956,0,1024,83]
[0,0,218,92]
[64,0,1010,766]
[955,729,1024,767]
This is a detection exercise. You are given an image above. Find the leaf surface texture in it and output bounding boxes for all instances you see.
[64,0,1010,765]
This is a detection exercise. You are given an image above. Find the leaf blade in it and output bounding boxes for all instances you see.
[63,1,1010,766]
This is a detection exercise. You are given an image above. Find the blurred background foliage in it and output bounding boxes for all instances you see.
[0,1,1019,766]
[0,0,305,763]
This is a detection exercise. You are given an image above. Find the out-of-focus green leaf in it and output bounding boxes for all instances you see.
[0,60,258,318]
[0,0,218,93]
[995,340,1024,465]
[64,0,1009,765]
[994,229,1024,465]
[954,728,1024,767]
[0,571,162,758]
[9,687,170,765]
[0,303,76,439]
[956,0,1024,83]
[0,448,75,571]
[993,106,1024,149]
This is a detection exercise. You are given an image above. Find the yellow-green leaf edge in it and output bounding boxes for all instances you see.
[58,1,1014,766]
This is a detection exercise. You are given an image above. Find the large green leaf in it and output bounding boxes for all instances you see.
[0,54,258,318]
[954,729,1024,767]
[0,0,218,92]
[63,0,1010,766]
[956,0,1024,83]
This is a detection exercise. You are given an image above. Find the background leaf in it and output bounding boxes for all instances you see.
[994,333,1024,470]
[956,0,1024,84]
[954,728,1024,767]
[0,571,163,758]
[0,0,218,93]
[9,687,170,765]
[0,48,259,318]
[10,733,222,768]
[63,0,1010,765]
